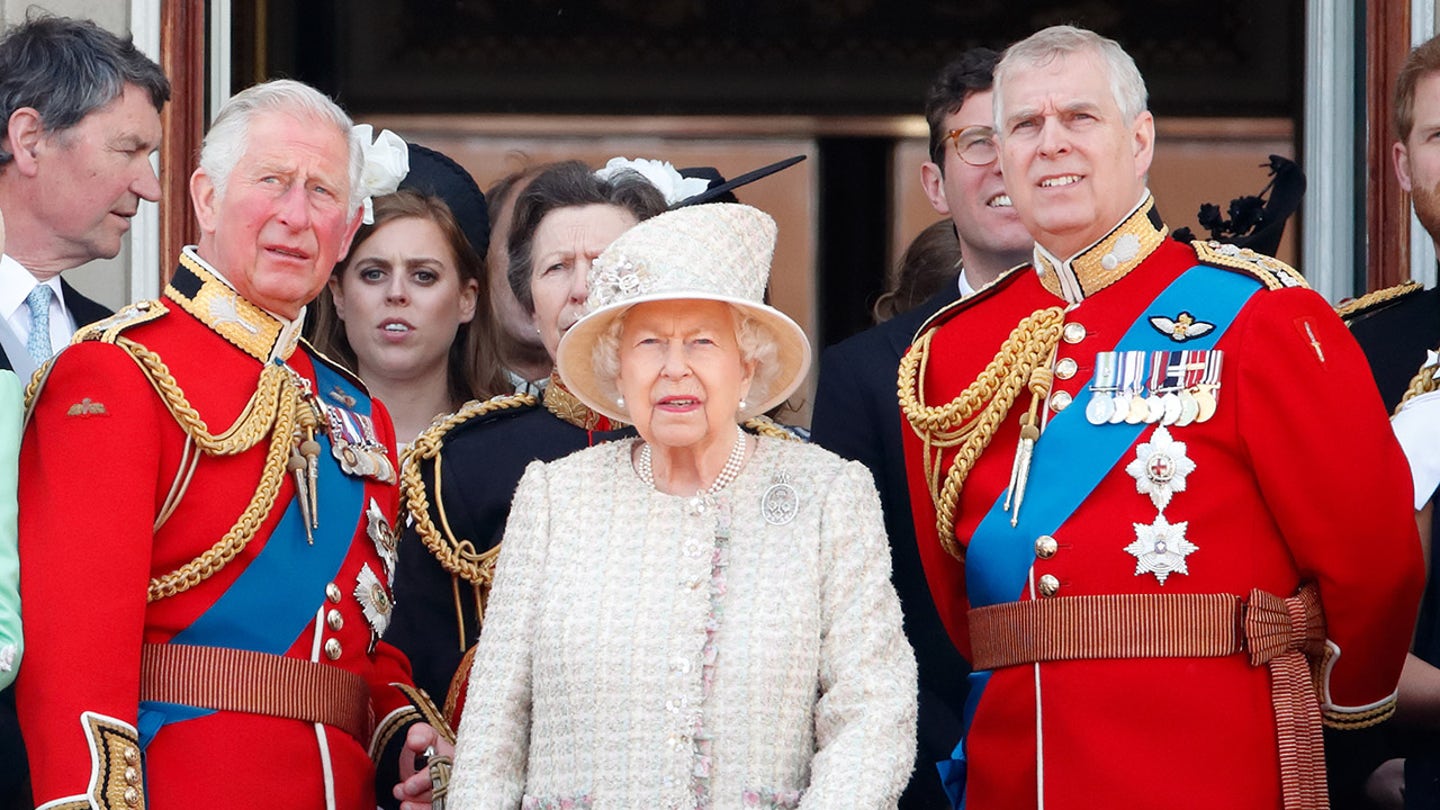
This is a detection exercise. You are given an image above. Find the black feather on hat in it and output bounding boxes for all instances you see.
[671,155,808,209]
[1172,155,1306,258]
[398,144,490,256]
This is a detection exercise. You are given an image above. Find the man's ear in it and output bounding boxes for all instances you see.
[1396,141,1415,193]
[190,168,219,236]
[920,161,951,217]
[328,274,347,320]
[335,207,364,263]
[1131,111,1156,179]
[6,108,45,178]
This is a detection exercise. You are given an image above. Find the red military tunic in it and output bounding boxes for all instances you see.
[17,250,443,809]
[899,196,1424,809]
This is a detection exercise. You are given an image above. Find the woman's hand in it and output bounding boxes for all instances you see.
[393,722,455,810]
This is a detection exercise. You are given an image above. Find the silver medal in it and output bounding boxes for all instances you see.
[1086,393,1115,425]
[1108,392,1130,424]
[1145,394,1165,424]
[1086,351,1120,426]
[1177,389,1199,427]
[1161,392,1182,426]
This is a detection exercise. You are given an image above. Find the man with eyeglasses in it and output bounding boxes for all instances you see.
[810,47,1031,808]
[900,25,1421,808]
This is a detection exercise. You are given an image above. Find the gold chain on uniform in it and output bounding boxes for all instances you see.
[898,307,1065,560]
[402,395,538,653]
[1398,357,1440,415]
[115,337,323,602]
[401,395,537,587]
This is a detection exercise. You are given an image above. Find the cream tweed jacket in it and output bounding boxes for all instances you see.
[449,436,917,810]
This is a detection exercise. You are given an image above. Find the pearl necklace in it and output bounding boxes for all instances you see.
[637,424,747,497]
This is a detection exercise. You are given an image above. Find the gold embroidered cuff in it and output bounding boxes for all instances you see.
[1322,699,1397,730]
[394,682,455,744]
[46,712,147,810]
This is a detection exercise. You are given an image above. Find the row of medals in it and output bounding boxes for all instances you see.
[1084,349,1223,427]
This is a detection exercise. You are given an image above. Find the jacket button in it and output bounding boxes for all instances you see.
[327,610,344,631]
[1049,390,1072,412]
[325,583,342,604]
[1063,323,1087,344]
[1035,535,1059,559]
[1037,574,1061,597]
[324,638,342,660]
[1055,357,1078,379]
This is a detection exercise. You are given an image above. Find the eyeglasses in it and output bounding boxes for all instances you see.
[942,126,998,167]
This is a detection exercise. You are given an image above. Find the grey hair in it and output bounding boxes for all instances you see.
[0,13,170,165]
[993,25,1148,129]
[199,79,363,212]
[591,303,780,412]
[506,160,667,314]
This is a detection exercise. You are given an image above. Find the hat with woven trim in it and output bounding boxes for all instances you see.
[555,203,810,424]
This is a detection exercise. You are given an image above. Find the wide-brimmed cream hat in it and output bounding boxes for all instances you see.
[555,203,811,424]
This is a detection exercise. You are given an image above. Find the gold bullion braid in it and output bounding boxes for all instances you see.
[119,337,288,455]
[22,359,50,410]
[402,396,537,585]
[898,307,1065,560]
[742,414,801,441]
[1398,356,1440,415]
[1335,281,1421,324]
[147,379,298,602]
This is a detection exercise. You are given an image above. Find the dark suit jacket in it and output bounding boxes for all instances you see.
[810,283,966,810]
[1349,284,1440,413]
[0,277,113,372]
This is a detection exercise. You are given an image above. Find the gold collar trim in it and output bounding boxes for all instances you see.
[1033,194,1168,305]
[543,373,618,430]
[165,250,299,363]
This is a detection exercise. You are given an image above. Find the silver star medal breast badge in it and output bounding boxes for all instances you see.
[1125,515,1198,585]
[365,498,398,586]
[1123,425,1197,511]
[354,562,393,650]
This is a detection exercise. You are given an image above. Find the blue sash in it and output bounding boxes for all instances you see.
[138,357,370,746]
[939,265,1262,808]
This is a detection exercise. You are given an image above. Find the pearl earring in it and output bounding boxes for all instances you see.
[616,396,626,409]
[738,399,748,410]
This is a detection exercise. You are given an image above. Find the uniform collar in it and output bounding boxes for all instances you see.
[543,372,622,431]
[1032,192,1168,305]
[164,247,304,363]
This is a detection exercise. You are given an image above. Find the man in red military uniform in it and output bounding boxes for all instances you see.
[16,79,447,809]
[899,25,1425,809]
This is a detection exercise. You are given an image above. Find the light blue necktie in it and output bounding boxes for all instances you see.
[25,285,53,363]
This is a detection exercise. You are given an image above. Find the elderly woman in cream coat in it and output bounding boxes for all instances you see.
[447,203,916,809]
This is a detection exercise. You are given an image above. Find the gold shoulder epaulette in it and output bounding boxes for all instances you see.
[25,299,171,415]
[72,299,168,345]
[402,394,538,586]
[1335,281,1424,325]
[1191,240,1308,291]
[912,263,1027,341]
[742,414,803,441]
